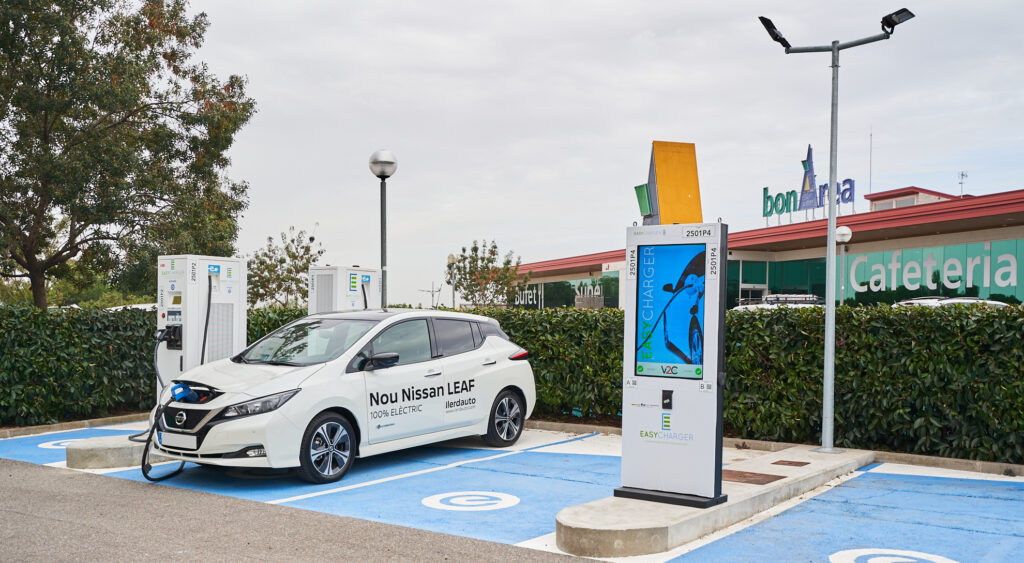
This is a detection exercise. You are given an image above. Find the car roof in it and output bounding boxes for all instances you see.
[311,309,499,323]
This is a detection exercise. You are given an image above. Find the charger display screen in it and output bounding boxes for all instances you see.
[634,244,706,379]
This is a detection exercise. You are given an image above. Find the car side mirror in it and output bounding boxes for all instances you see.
[367,352,399,370]
[663,283,676,293]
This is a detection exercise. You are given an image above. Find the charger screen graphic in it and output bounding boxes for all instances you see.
[635,244,705,379]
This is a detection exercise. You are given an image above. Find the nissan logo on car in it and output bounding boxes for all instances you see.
[175,411,187,426]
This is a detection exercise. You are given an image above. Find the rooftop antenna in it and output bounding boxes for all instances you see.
[958,171,967,198]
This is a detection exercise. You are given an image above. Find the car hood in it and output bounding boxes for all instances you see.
[175,358,325,396]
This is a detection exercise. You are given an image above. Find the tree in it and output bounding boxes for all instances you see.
[0,0,255,308]
[247,227,325,308]
[449,239,529,307]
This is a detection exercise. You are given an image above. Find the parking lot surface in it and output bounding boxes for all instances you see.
[2,424,1022,561]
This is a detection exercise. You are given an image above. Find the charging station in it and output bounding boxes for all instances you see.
[308,265,381,314]
[615,223,728,508]
[156,255,248,389]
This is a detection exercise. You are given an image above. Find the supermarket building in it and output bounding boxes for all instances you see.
[515,186,1024,309]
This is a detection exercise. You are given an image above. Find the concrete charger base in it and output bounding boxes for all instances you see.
[556,445,873,558]
[65,435,172,469]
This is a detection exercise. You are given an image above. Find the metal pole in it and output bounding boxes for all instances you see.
[380,177,387,308]
[821,41,840,453]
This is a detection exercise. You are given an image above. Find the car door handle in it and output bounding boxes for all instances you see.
[482,359,497,366]
[424,369,442,378]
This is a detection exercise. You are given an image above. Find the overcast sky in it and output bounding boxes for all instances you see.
[192,1,1024,306]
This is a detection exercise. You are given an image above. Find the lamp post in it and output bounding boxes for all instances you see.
[836,226,853,304]
[447,253,457,309]
[369,150,397,308]
[759,9,914,453]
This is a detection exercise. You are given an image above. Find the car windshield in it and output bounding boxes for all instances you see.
[240,318,379,366]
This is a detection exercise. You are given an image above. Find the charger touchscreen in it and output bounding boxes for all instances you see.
[635,244,706,379]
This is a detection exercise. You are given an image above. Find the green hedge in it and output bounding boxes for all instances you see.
[0,306,155,426]
[725,305,1024,463]
[0,305,308,426]
[470,307,624,419]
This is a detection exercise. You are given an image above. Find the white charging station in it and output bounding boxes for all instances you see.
[308,265,381,314]
[156,255,248,389]
[615,223,728,508]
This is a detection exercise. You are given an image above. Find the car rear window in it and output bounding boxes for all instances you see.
[434,319,476,356]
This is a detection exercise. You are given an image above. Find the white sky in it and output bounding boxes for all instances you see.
[192,1,1024,306]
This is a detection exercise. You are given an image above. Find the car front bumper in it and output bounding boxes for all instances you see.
[152,406,304,468]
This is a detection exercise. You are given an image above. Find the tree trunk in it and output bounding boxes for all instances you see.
[30,271,48,309]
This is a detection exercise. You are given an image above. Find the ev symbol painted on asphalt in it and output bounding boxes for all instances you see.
[421,491,520,511]
[830,548,960,563]
[38,439,84,449]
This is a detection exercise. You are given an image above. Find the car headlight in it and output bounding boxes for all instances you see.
[220,390,299,419]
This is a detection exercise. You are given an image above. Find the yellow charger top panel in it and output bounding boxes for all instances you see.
[649,141,703,225]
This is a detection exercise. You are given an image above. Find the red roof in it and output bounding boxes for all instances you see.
[862,186,965,202]
[519,188,1024,272]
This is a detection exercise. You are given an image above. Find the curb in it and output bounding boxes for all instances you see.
[526,419,1023,477]
[0,413,149,440]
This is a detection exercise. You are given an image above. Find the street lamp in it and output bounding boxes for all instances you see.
[836,226,853,305]
[447,253,457,309]
[759,9,914,453]
[369,149,397,308]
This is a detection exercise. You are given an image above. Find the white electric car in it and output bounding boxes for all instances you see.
[149,310,536,483]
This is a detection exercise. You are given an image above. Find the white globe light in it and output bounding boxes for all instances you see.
[369,149,397,178]
[836,225,853,244]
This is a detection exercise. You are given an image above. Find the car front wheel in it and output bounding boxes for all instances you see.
[297,413,355,484]
[484,390,525,447]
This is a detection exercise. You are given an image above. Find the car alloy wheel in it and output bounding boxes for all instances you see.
[310,421,350,477]
[298,413,355,483]
[485,390,524,446]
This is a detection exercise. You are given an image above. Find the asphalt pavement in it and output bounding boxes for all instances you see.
[0,457,577,562]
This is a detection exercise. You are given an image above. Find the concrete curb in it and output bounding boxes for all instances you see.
[556,445,875,557]
[526,419,1024,477]
[0,413,149,440]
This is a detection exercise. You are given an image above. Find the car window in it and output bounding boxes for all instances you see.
[370,319,431,366]
[241,319,378,365]
[434,319,476,356]
[478,321,508,341]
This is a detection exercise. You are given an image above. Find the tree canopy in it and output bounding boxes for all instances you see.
[0,0,255,307]
[247,227,325,308]
[449,239,529,307]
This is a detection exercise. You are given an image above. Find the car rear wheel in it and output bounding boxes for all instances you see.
[484,390,524,447]
[298,413,354,484]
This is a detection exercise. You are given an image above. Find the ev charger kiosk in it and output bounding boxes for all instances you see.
[308,265,382,314]
[615,223,728,508]
[156,255,247,390]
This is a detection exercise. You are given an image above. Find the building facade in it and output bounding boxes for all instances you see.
[517,187,1024,309]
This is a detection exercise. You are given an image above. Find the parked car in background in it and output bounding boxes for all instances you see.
[732,294,823,312]
[891,296,1008,308]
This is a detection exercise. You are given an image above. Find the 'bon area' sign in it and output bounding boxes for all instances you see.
[616,223,728,508]
[763,145,855,218]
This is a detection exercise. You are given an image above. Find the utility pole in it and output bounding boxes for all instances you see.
[419,282,441,308]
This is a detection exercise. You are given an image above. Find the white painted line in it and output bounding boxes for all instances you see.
[266,449,523,505]
[266,430,601,505]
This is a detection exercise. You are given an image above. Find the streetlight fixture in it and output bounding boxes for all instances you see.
[447,253,457,309]
[758,9,914,453]
[369,149,397,308]
[836,226,853,305]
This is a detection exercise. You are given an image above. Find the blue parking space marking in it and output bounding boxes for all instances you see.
[104,444,505,503]
[280,451,620,545]
[674,472,1024,562]
[0,428,136,465]
[858,462,883,472]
